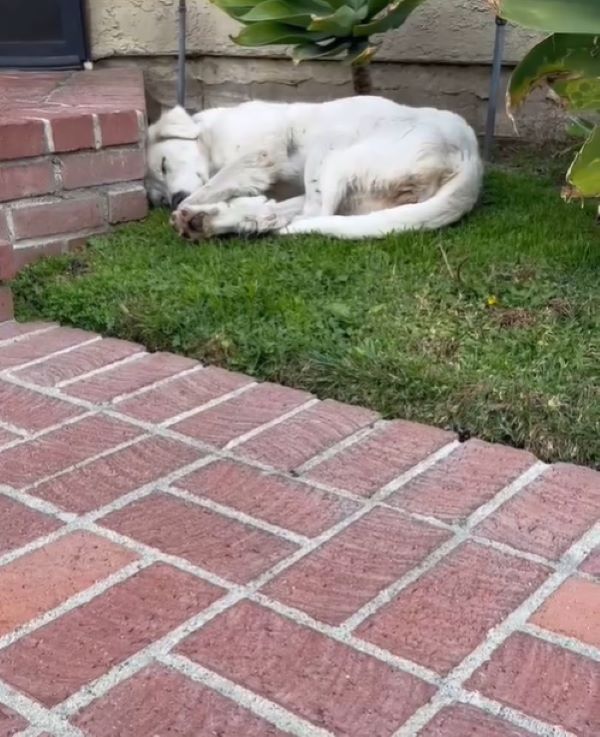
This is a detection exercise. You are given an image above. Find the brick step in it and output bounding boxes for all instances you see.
[0,184,147,277]
[0,68,150,315]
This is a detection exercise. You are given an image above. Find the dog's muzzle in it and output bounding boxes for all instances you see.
[170,191,188,210]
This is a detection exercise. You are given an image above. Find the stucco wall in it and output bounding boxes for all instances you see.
[85,0,564,140]
[86,0,539,65]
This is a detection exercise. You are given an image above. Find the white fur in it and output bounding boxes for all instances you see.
[146,97,483,239]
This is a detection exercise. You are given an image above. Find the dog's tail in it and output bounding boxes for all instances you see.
[284,151,483,239]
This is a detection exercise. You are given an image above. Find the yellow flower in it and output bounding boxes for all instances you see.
[486,295,499,307]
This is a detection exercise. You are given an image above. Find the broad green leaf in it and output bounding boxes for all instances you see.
[368,0,392,15]
[211,0,258,7]
[233,21,329,45]
[291,38,352,62]
[354,0,427,37]
[492,0,600,34]
[309,6,363,35]
[241,0,332,26]
[565,124,600,198]
[508,34,600,114]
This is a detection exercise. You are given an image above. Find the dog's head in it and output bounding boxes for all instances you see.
[145,106,210,210]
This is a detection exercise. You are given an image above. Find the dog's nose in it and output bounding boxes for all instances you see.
[171,191,188,210]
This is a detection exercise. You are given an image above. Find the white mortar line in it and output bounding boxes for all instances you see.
[55,350,147,387]
[0,681,83,737]
[0,559,151,652]
[21,434,151,493]
[86,523,236,591]
[457,691,578,737]
[343,460,548,631]
[41,118,55,153]
[53,588,245,717]
[393,522,600,737]
[79,455,219,522]
[0,336,101,374]
[0,418,29,438]
[461,461,549,528]
[342,532,467,631]
[0,485,76,523]
[165,484,310,546]
[161,654,334,737]
[225,397,321,449]
[91,113,102,150]
[519,622,600,663]
[371,439,462,501]
[102,362,204,404]
[12,726,44,737]
[472,535,560,569]
[0,525,75,568]
[0,374,99,411]
[251,593,440,686]
[0,408,98,454]
[444,522,600,686]
[0,348,591,737]
[158,380,258,428]
[0,323,58,347]
[293,422,381,475]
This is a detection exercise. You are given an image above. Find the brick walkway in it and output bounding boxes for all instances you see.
[0,320,598,737]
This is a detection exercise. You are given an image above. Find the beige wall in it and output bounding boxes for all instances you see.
[85,0,564,140]
[87,0,539,64]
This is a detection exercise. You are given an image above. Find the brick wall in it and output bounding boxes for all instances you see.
[0,70,149,304]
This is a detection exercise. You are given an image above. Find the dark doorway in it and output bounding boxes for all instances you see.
[0,0,88,69]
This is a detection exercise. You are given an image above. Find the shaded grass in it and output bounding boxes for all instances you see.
[12,155,600,467]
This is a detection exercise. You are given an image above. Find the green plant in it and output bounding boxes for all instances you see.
[493,0,600,205]
[209,0,428,94]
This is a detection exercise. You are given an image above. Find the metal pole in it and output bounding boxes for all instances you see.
[484,16,507,161]
[177,0,187,107]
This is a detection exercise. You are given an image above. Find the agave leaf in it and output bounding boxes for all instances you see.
[211,0,258,7]
[308,6,363,35]
[348,42,378,65]
[508,34,600,115]
[354,0,427,37]
[234,21,330,45]
[368,0,392,15]
[291,38,352,62]
[241,0,332,26]
[564,124,600,198]
[491,0,600,34]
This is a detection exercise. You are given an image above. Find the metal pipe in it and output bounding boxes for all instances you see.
[484,16,507,161]
[177,0,187,107]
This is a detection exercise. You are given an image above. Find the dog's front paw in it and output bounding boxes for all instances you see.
[170,204,223,241]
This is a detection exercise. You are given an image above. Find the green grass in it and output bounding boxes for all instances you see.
[11,150,600,467]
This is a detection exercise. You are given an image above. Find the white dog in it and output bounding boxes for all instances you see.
[145,96,483,240]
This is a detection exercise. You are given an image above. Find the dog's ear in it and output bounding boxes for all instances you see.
[147,106,199,144]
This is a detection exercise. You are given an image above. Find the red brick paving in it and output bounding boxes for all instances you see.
[305,420,455,496]
[467,633,600,737]
[388,439,537,522]
[530,576,600,648]
[356,542,550,674]
[178,459,359,537]
[102,492,297,584]
[177,600,435,737]
[418,705,536,736]
[263,507,451,625]
[73,665,290,737]
[0,705,27,737]
[582,547,600,576]
[0,532,135,636]
[0,319,598,736]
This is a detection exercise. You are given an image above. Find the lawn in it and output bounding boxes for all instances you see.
[12,146,600,468]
